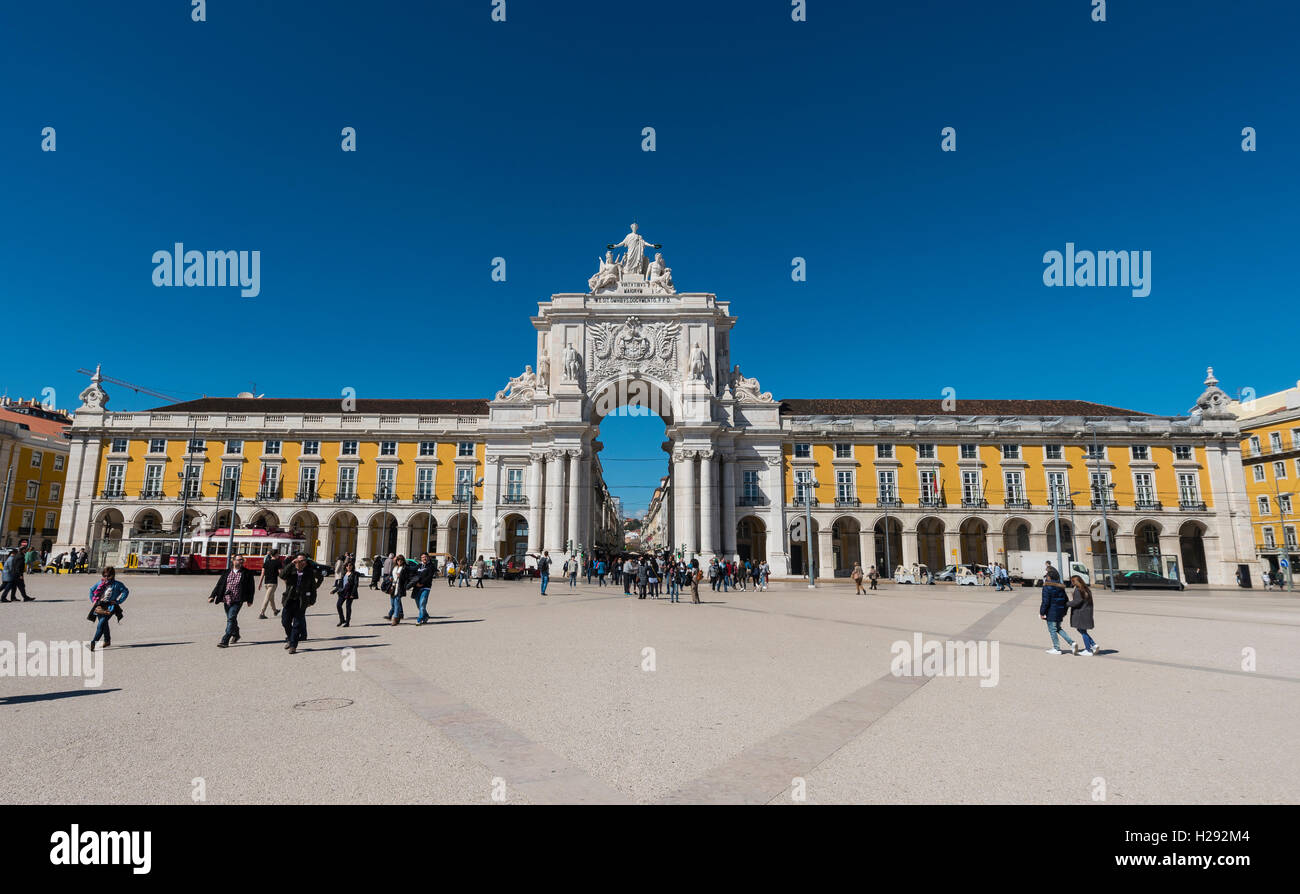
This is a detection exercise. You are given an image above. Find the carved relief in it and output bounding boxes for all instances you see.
[587,316,682,388]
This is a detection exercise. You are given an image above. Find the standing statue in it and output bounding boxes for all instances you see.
[646,253,675,294]
[538,353,551,390]
[607,223,661,277]
[563,343,582,381]
[588,250,620,292]
[688,343,709,382]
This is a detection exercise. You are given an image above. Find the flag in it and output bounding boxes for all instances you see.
[260,467,267,486]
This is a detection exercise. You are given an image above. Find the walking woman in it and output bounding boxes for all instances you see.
[87,566,128,651]
[851,561,866,595]
[1067,575,1099,655]
[336,560,359,627]
[209,555,255,648]
[390,554,408,625]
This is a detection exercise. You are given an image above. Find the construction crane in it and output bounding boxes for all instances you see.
[75,368,185,404]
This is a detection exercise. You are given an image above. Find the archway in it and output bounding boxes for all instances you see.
[959,518,988,566]
[874,517,903,575]
[408,511,436,556]
[736,516,767,564]
[1089,519,1119,580]
[91,508,125,566]
[789,518,819,576]
[368,511,399,557]
[1134,521,1162,574]
[328,511,358,562]
[499,512,528,561]
[447,512,479,563]
[288,511,319,558]
[1046,520,1076,561]
[213,509,241,529]
[1003,518,1030,557]
[131,508,164,537]
[831,517,861,575]
[1179,521,1208,584]
[916,516,945,571]
[248,509,280,530]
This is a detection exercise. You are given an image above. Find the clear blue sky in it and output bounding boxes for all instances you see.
[2,1,1293,512]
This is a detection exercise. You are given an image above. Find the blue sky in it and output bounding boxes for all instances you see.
[1,1,1294,512]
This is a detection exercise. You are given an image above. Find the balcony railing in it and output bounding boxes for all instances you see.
[1046,499,1076,509]
[919,497,947,509]
[372,491,397,503]
[962,498,989,509]
[877,498,903,509]
[1178,500,1207,511]
[333,492,358,502]
[415,491,437,503]
[17,526,33,535]
[294,490,318,503]
[139,489,164,500]
[792,495,818,507]
[1091,499,1118,510]
[501,494,527,504]
[100,489,124,499]
[256,487,282,501]
[738,495,768,506]
[452,492,474,504]
[834,497,860,508]
[1134,500,1163,511]
[41,527,58,536]
[1004,498,1031,509]
[178,490,201,501]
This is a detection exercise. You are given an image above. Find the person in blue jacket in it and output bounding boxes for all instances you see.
[1038,560,1076,654]
[88,566,129,650]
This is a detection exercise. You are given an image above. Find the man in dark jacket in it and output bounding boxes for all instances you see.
[280,553,322,654]
[1038,562,1076,654]
[412,552,436,624]
[210,555,256,648]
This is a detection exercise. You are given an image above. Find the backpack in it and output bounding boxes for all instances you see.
[693,569,703,583]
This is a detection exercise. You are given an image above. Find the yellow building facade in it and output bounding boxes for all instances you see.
[0,399,72,554]
[1229,377,1300,585]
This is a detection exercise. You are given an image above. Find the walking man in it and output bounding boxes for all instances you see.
[210,555,255,648]
[280,553,322,654]
[537,551,551,595]
[259,550,283,618]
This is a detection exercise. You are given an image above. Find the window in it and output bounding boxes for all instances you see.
[794,443,811,459]
[380,441,397,456]
[835,470,854,500]
[1258,495,1271,516]
[1287,526,1298,549]
[1131,445,1150,461]
[26,481,38,500]
[105,464,125,496]
[1047,471,1067,504]
[260,464,279,495]
[1249,436,1261,456]
[918,443,936,459]
[458,442,475,458]
[1171,445,1191,461]
[1177,473,1199,504]
[219,466,240,500]
[1293,429,1300,450]
[1134,472,1155,504]
[377,467,396,499]
[143,465,163,496]
[337,467,356,498]
[302,440,320,456]
[264,439,281,455]
[793,469,812,502]
[149,438,167,454]
[188,438,206,452]
[1263,527,1276,548]
[919,470,938,500]
[110,438,127,453]
[20,510,33,531]
[877,470,897,501]
[742,469,761,502]
[1281,495,1293,515]
[183,464,202,498]
[1295,458,1300,478]
[50,482,62,501]
[1085,443,1106,460]
[456,467,473,499]
[298,466,318,496]
[961,470,981,502]
[1001,444,1020,460]
[1275,461,1287,480]
[1045,444,1063,460]
[226,440,243,455]
[31,450,43,468]
[1253,465,1266,482]
[835,443,852,459]
[341,440,359,456]
[44,511,56,531]
[1004,471,1024,502]
[960,444,977,459]
[416,467,435,500]
[1270,432,1283,452]
[1090,472,1111,503]
[877,444,894,459]
[54,454,65,471]
[419,441,437,457]
[506,468,524,499]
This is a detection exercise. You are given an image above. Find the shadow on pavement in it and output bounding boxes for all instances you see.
[2,688,123,706]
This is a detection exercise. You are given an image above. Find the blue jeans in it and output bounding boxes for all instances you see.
[389,595,403,619]
[222,601,242,644]
[1077,629,1096,651]
[91,614,111,645]
[569,573,577,587]
[285,601,308,647]
[1046,620,1075,650]
[416,587,430,622]
[540,572,549,595]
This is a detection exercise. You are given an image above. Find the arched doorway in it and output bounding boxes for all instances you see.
[873,517,903,575]
[1003,518,1030,556]
[212,508,241,529]
[131,509,164,537]
[499,513,528,561]
[447,512,479,562]
[368,511,399,557]
[916,517,945,571]
[789,518,819,576]
[328,511,358,562]
[959,518,988,566]
[736,516,767,564]
[92,508,125,566]
[408,511,436,556]
[289,511,320,559]
[248,509,280,530]
[1046,520,1076,561]
[832,517,861,575]
[1089,519,1119,580]
[171,507,202,538]
[1179,521,1208,584]
[1134,521,1162,574]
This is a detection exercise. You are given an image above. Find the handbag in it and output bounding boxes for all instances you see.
[92,601,115,617]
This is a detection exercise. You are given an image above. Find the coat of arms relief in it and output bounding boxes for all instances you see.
[586,316,682,387]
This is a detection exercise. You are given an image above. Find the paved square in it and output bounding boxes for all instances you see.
[2,573,1296,804]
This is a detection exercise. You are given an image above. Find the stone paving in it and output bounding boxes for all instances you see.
[1,572,1296,804]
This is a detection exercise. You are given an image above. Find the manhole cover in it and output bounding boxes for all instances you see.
[294,698,354,711]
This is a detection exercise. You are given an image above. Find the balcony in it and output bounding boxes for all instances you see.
[294,490,318,503]
[415,491,438,504]
[792,495,818,507]
[333,491,358,503]
[256,487,282,501]
[138,490,164,500]
[100,489,125,499]
[1046,499,1076,509]
[41,527,58,536]
[919,497,947,509]
[1090,499,1118,510]
[1178,500,1207,511]
[1005,498,1031,510]
[961,498,989,509]
[500,494,528,505]
[372,491,397,503]
[738,495,768,507]
[1134,500,1163,511]
[877,498,903,509]
[834,497,861,508]
[17,526,33,535]
[452,492,474,504]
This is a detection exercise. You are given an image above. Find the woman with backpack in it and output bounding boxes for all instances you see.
[87,566,128,651]
[1067,575,1099,655]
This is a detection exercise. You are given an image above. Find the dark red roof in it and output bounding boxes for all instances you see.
[150,398,490,415]
[779,399,1153,417]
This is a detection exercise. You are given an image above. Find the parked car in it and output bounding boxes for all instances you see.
[1103,570,1185,591]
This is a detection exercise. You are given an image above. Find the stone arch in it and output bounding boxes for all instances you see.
[497,512,528,561]
[1003,517,1031,556]
[831,516,862,575]
[212,508,241,529]
[407,511,437,557]
[288,510,320,559]
[170,507,202,536]
[446,512,480,563]
[588,372,679,427]
[247,509,280,530]
[130,507,164,536]
[736,515,767,565]
[1134,519,1164,574]
[788,516,819,576]
[871,516,903,575]
[959,517,989,566]
[1046,519,1077,559]
[366,509,399,557]
[916,516,945,571]
[327,510,359,563]
[1179,520,1209,584]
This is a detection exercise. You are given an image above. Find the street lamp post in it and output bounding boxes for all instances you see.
[1274,480,1295,592]
[224,467,242,564]
[805,475,817,589]
[1068,490,1083,567]
[1090,427,1117,591]
[462,477,484,570]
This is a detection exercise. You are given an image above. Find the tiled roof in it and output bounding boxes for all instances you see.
[779,398,1154,417]
[148,398,490,415]
[0,406,71,437]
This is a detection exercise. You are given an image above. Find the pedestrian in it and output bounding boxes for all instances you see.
[1038,561,1076,655]
[868,564,879,590]
[389,554,408,624]
[280,553,322,653]
[87,566,128,651]
[336,560,359,627]
[210,555,255,647]
[334,554,345,577]
[410,553,434,624]
[446,558,456,587]
[586,558,594,585]
[2,549,33,602]
[690,559,702,604]
[637,560,649,599]
[760,560,770,591]
[258,550,283,618]
[851,561,865,594]
[474,555,485,589]
[537,551,551,595]
[596,558,607,586]
[1066,575,1099,655]
[369,555,383,590]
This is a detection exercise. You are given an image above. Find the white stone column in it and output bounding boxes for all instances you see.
[700,450,718,558]
[901,523,919,568]
[567,449,583,556]
[858,528,873,572]
[526,452,543,552]
[765,455,787,575]
[680,451,698,559]
[721,454,737,558]
[436,519,452,556]
[355,524,372,561]
[545,450,566,555]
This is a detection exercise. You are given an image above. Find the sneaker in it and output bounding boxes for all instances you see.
[287,646,297,654]
[217,641,228,648]
[258,614,267,620]
[1071,642,1080,655]
[1090,643,1100,654]
[1079,649,1093,656]
[1045,648,1063,655]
